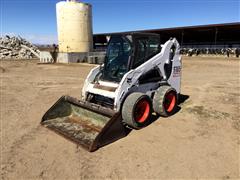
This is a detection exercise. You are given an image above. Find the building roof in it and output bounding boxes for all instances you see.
[93,22,240,46]
[94,22,240,36]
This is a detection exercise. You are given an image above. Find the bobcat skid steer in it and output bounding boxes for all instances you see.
[41,33,182,152]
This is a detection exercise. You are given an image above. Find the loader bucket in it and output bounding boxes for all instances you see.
[41,96,129,152]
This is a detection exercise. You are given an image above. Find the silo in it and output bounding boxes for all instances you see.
[56,0,93,53]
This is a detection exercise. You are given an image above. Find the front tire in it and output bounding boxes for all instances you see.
[122,93,152,129]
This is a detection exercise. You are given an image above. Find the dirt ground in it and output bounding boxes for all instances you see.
[0,56,239,179]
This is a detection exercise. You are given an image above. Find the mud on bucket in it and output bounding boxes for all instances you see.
[41,96,128,152]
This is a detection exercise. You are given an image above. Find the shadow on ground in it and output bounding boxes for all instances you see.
[97,94,190,151]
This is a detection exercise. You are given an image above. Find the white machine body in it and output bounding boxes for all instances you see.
[82,38,181,112]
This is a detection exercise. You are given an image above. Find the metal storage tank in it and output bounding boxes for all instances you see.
[56,0,93,53]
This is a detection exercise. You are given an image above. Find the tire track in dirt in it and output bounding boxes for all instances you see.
[1,67,47,179]
[0,66,6,73]
[1,125,42,179]
[180,80,239,140]
[75,145,103,179]
[1,58,239,179]
[1,62,94,179]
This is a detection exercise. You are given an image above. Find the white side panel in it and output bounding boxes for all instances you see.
[167,55,182,93]
[81,65,101,100]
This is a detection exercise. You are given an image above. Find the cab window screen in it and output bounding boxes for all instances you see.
[133,37,160,69]
[133,38,148,68]
[147,38,160,58]
[101,36,131,82]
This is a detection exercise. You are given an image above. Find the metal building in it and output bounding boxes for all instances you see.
[93,22,240,50]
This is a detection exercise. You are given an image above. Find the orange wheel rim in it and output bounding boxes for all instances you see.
[134,100,150,123]
[164,91,176,112]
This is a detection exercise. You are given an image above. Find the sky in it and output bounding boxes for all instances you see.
[0,0,239,44]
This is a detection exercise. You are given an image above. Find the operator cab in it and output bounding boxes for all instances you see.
[100,33,161,82]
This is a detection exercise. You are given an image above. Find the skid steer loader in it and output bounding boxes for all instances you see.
[41,33,182,152]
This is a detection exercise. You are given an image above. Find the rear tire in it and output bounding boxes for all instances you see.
[122,93,152,129]
[153,86,177,117]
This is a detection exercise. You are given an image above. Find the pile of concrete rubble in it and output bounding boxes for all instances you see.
[0,35,40,59]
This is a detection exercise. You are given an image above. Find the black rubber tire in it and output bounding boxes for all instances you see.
[153,85,177,117]
[122,92,152,129]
